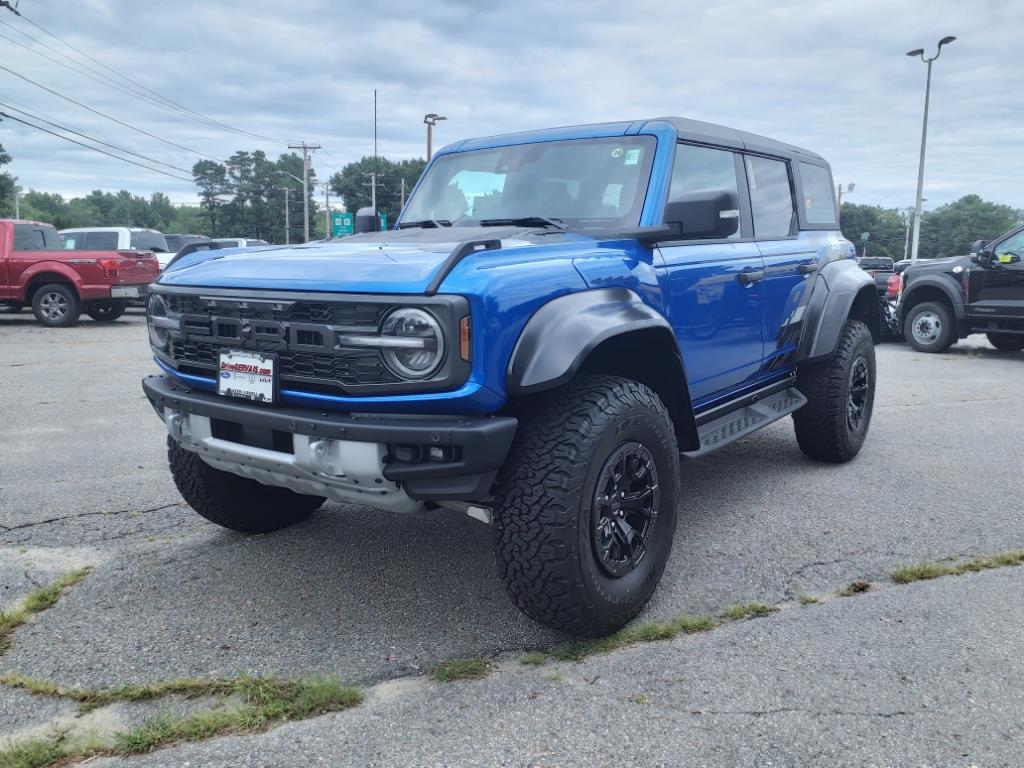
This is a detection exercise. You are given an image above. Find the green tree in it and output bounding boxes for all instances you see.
[329,156,427,224]
[192,160,230,235]
[0,140,15,218]
[840,203,908,261]
[918,195,1022,258]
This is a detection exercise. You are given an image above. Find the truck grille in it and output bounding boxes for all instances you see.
[162,294,401,391]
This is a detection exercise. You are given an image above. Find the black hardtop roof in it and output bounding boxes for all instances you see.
[653,117,827,164]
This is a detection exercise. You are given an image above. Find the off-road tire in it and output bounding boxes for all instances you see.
[493,375,680,637]
[168,437,324,533]
[87,301,127,322]
[31,283,81,327]
[986,332,1024,352]
[793,319,875,463]
[904,301,954,353]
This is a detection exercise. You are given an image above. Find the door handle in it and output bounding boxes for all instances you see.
[738,269,765,285]
[799,262,819,274]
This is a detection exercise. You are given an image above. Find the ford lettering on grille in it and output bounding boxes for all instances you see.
[180,315,340,354]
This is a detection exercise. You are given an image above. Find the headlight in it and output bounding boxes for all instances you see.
[380,308,444,379]
[147,292,170,349]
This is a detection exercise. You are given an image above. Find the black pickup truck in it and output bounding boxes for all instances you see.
[857,256,895,294]
[898,225,1024,352]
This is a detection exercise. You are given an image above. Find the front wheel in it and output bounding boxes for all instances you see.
[904,301,954,353]
[793,319,875,463]
[987,332,1024,352]
[32,283,81,327]
[493,375,680,637]
[167,438,324,533]
[87,301,127,322]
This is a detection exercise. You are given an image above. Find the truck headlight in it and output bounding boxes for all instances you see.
[380,308,444,379]
[147,293,170,349]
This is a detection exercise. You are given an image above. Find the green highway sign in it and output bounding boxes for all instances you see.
[332,211,354,237]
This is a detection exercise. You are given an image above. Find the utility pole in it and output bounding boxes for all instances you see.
[280,187,290,245]
[323,182,331,239]
[287,141,320,243]
[400,177,406,210]
[906,36,956,262]
[13,187,19,219]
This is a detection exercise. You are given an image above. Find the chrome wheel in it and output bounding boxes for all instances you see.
[38,291,69,321]
[911,310,942,346]
[591,442,660,579]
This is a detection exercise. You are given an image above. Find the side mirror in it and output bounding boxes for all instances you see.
[664,190,740,240]
[354,206,380,233]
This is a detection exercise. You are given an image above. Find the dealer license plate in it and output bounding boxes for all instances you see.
[218,350,277,403]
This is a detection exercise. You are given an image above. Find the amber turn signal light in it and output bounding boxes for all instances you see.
[459,316,471,361]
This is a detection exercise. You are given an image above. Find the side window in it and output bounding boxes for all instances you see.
[994,230,1024,260]
[799,162,837,226]
[12,224,45,251]
[746,156,795,238]
[668,143,742,239]
[84,231,119,250]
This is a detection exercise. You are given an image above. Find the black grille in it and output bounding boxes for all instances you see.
[164,294,388,327]
[169,339,400,388]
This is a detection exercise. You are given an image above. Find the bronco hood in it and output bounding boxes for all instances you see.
[157,226,569,294]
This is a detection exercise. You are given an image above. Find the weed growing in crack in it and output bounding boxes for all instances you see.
[431,658,491,683]
[0,568,91,655]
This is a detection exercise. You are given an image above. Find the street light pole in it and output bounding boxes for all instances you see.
[423,113,446,161]
[836,182,855,224]
[280,187,290,245]
[906,36,956,263]
[287,142,320,243]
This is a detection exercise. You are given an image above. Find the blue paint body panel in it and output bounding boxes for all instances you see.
[153,118,854,424]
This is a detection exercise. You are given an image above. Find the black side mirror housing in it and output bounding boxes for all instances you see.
[664,190,740,240]
[354,206,380,233]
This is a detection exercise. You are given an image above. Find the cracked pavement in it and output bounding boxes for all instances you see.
[2,311,1023,766]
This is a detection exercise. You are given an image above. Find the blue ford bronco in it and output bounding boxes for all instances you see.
[143,117,878,636]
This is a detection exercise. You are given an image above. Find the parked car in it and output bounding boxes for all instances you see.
[1,219,159,326]
[161,234,211,269]
[142,117,877,636]
[59,227,170,256]
[893,259,913,274]
[210,238,270,248]
[899,225,1024,352]
[857,256,895,294]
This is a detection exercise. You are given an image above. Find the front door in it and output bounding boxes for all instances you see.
[970,227,1024,320]
[656,143,764,404]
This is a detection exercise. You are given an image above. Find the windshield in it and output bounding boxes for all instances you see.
[401,136,656,229]
[130,230,169,252]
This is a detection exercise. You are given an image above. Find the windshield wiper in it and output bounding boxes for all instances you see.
[478,216,566,230]
[396,219,451,229]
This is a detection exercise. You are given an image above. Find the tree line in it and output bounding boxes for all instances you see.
[2,138,1020,253]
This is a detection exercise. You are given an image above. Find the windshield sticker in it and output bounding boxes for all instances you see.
[610,147,624,158]
[623,148,641,166]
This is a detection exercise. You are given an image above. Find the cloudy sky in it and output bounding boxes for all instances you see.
[1,0,1021,212]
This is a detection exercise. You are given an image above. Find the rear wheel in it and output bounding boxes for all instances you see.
[31,283,81,327]
[904,301,954,353]
[167,438,324,533]
[793,319,875,463]
[986,332,1024,352]
[493,375,680,637]
[87,301,128,322]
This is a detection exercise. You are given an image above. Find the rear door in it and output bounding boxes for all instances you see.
[656,143,765,404]
[970,227,1024,319]
[747,155,818,373]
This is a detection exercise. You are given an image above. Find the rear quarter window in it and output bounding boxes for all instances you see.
[799,162,837,226]
[13,223,62,251]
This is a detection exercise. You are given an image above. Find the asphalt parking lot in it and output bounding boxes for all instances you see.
[2,310,1023,766]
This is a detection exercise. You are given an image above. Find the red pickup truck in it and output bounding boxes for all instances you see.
[0,219,158,326]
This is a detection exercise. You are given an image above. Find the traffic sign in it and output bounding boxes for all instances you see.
[332,211,354,237]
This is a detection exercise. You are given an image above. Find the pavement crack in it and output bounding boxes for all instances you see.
[0,502,182,533]
[689,708,911,719]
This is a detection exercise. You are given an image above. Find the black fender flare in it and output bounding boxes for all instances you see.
[507,288,684,396]
[799,259,879,361]
[899,275,966,320]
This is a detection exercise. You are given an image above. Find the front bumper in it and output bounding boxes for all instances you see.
[142,374,517,508]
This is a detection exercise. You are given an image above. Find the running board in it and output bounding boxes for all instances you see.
[682,387,807,459]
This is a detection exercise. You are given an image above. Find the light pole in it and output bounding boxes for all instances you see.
[906,35,956,262]
[424,113,446,161]
[279,187,293,245]
[836,182,855,224]
[277,170,307,244]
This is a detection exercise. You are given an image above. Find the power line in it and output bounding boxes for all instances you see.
[0,63,223,162]
[10,9,295,145]
[0,100,193,174]
[0,111,193,183]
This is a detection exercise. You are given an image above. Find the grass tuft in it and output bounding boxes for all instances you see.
[548,613,715,663]
[797,593,820,605]
[891,548,1024,584]
[0,738,70,768]
[431,658,490,683]
[722,602,777,620]
[837,581,871,597]
[0,568,92,655]
[519,653,547,667]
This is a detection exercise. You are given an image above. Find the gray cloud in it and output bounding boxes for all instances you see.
[1,0,1021,211]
